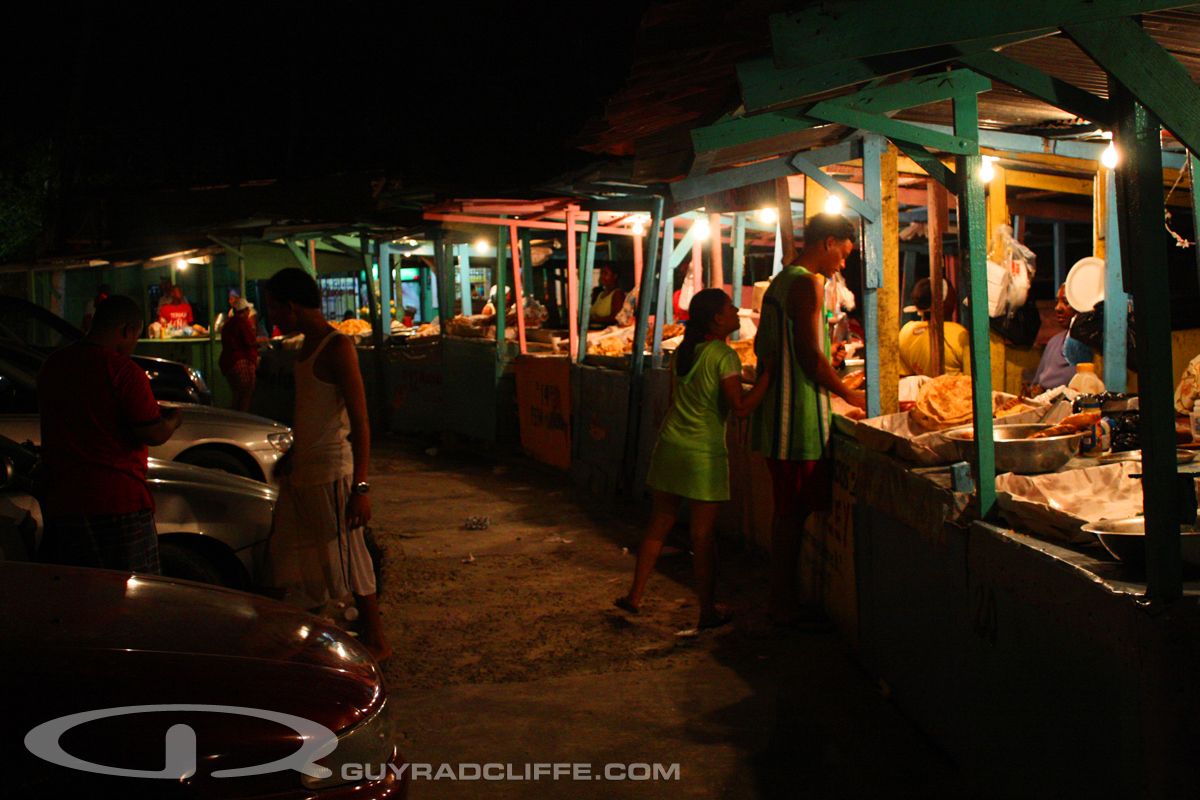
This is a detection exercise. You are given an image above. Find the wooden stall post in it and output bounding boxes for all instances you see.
[1192,155,1200,301]
[985,162,1008,248]
[1111,82,1182,601]
[520,228,534,301]
[631,197,664,376]
[509,222,528,356]
[928,180,949,376]
[576,212,599,362]
[1103,168,1128,391]
[633,230,644,290]
[652,217,675,371]
[957,143,996,519]
[378,241,393,328]
[691,227,703,296]
[566,208,580,360]
[457,244,472,318]
[433,229,450,328]
[805,175,829,226]
[775,177,797,266]
[731,213,746,340]
[862,134,900,418]
[495,224,509,360]
[710,212,724,289]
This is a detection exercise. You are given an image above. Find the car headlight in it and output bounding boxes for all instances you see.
[301,697,395,790]
[268,432,292,453]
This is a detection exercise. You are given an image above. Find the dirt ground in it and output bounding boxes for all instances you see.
[367,434,771,691]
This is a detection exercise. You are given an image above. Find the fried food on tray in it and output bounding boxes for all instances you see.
[1025,411,1101,439]
[909,375,975,430]
[337,318,372,335]
[728,338,756,366]
[587,337,628,357]
[842,370,865,391]
[994,397,1031,419]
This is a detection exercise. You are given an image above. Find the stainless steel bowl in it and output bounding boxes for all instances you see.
[1080,516,1200,569]
[943,423,1083,474]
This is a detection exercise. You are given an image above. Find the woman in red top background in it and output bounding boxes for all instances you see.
[219,298,260,412]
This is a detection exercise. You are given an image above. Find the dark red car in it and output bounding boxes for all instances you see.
[1,561,407,799]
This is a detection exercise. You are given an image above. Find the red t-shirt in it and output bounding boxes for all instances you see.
[219,314,259,373]
[159,301,194,329]
[37,343,162,517]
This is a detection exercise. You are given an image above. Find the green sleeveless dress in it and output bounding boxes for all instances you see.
[750,265,833,461]
[646,341,743,501]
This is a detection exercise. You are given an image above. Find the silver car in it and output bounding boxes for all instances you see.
[0,435,275,589]
[0,350,290,483]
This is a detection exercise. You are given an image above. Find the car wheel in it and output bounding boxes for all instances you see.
[176,448,256,480]
[159,541,225,587]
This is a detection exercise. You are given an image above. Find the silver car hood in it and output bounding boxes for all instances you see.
[164,402,290,433]
[147,458,277,502]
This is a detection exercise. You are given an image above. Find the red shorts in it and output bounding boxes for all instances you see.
[766,458,832,517]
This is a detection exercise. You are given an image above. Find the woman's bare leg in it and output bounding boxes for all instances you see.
[620,490,683,609]
[688,500,723,625]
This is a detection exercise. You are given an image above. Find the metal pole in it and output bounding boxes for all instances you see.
[631,197,664,376]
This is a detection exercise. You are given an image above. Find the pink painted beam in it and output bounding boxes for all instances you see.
[709,213,724,290]
[566,210,579,358]
[509,222,527,356]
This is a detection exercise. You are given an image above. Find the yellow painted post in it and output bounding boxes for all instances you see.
[1093,169,1108,260]
[805,175,829,225]
[880,145,900,415]
[985,163,1008,251]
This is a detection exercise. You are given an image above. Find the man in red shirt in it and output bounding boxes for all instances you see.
[158,285,194,331]
[37,295,182,573]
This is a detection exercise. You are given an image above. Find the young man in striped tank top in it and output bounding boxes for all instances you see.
[751,213,866,627]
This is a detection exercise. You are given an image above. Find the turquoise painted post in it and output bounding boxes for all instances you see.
[652,217,676,370]
[1053,222,1066,292]
[861,134,885,419]
[1103,170,1127,392]
[730,213,746,341]
[432,229,450,328]
[631,197,665,376]
[958,153,996,520]
[1193,154,1200,300]
[378,242,393,328]
[520,228,534,300]
[457,245,472,317]
[1111,81,1181,602]
[495,225,509,361]
[576,212,599,362]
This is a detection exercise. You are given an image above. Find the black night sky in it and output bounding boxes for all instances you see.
[4,2,651,205]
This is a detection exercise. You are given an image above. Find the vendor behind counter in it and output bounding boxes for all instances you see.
[898,278,970,378]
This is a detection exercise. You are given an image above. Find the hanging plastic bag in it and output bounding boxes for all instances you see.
[986,224,1037,318]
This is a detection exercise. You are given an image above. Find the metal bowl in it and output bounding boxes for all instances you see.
[1080,516,1200,569]
[943,423,1083,474]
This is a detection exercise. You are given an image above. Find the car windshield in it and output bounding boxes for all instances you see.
[0,299,82,352]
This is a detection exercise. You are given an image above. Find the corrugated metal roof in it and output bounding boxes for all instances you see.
[579,5,1200,182]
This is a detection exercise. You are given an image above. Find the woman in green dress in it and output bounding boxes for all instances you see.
[615,288,772,629]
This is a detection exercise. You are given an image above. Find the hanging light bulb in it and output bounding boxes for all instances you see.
[475,239,488,254]
[759,207,777,225]
[694,218,710,240]
[979,156,999,183]
[176,259,188,271]
[824,194,843,214]
[1102,140,1119,169]
[632,217,645,235]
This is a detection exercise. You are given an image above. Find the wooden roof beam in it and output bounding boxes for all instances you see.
[956,50,1114,128]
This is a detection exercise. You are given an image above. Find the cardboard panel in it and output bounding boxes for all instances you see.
[515,356,572,469]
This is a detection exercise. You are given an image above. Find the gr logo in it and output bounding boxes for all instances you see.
[25,704,337,779]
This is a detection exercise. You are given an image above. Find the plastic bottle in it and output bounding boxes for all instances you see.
[1068,363,1105,395]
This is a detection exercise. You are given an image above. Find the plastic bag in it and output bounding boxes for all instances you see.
[986,224,1036,318]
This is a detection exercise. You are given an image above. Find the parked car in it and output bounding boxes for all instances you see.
[1,559,407,799]
[0,349,290,483]
[0,294,213,405]
[0,434,275,589]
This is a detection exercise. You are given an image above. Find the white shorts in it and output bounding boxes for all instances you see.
[263,474,377,607]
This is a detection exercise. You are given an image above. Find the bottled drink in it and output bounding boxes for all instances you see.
[1068,363,1105,394]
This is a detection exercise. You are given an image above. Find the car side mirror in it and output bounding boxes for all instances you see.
[0,457,14,490]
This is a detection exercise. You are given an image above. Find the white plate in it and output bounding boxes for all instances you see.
[1065,256,1105,312]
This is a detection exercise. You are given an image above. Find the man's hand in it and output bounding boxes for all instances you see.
[831,342,846,369]
[842,388,867,410]
[347,493,371,530]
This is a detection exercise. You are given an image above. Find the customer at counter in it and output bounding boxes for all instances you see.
[750,213,866,627]
[1031,283,1093,392]
[898,278,971,377]
[589,264,625,328]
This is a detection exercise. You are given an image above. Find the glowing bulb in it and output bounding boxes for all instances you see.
[1102,141,1119,169]
[979,159,995,183]
[759,207,777,225]
[475,239,488,254]
[632,218,645,235]
[176,259,188,271]
[694,218,710,240]
[824,194,843,214]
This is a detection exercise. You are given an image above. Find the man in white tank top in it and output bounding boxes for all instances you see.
[261,268,391,662]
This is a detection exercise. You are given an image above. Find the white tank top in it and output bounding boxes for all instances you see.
[290,331,353,486]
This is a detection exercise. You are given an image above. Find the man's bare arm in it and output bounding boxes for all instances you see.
[328,333,372,528]
[788,274,866,409]
[132,407,183,446]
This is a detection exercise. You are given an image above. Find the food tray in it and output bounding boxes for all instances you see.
[995,461,1144,544]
